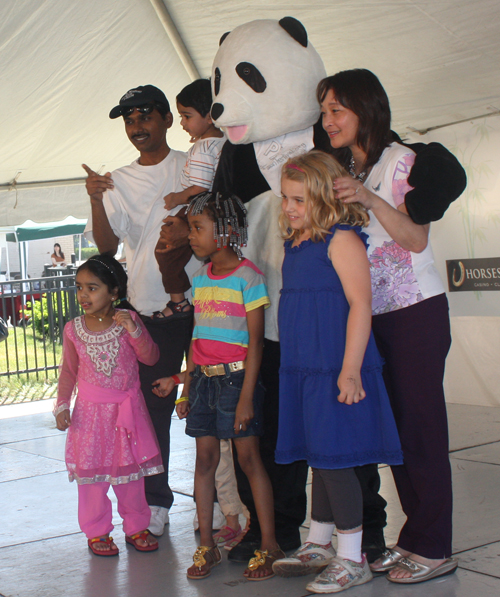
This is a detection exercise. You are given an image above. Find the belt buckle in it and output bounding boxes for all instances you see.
[201,364,221,377]
[201,362,243,376]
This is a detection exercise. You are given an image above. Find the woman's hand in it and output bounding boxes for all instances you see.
[113,310,137,334]
[337,369,366,405]
[334,176,378,210]
[334,175,430,253]
[56,409,71,430]
[152,376,176,398]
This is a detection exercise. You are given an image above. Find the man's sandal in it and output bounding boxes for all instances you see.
[244,548,286,581]
[125,529,158,552]
[88,536,119,557]
[187,545,222,580]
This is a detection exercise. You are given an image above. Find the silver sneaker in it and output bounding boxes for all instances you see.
[272,542,336,577]
[306,554,373,593]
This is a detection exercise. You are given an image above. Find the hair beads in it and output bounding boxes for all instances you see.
[188,192,248,259]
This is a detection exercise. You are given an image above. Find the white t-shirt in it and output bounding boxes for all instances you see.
[364,143,445,315]
[84,150,198,316]
[180,136,226,191]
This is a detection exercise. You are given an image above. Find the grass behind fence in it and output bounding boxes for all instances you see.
[0,327,61,405]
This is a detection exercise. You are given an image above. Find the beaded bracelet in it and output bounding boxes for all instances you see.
[172,374,181,385]
[174,396,189,405]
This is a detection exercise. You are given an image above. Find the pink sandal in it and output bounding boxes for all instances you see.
[125,529,158,552]
[224,528,248,551]
[88,536,119,557]
[212,524,242,547]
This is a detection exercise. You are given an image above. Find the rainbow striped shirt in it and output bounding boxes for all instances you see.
[192,259,270,356]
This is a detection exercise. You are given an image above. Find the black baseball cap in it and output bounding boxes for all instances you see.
[109,85,171,119]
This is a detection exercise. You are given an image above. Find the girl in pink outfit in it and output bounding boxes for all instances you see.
[54,254,162,556]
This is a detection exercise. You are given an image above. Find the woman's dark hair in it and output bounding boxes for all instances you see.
[77,252,136,312]
[316,69,392,171]
[176,79,212,118]
[53,243,65,259]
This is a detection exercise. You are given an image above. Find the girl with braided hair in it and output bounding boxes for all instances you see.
[54,253,162,556]
[171,192,284,580]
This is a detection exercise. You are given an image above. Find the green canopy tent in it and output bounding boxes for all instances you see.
[1,216,87,280]
[5,217,87,243]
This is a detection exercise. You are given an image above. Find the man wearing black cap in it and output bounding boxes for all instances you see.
[83,85,193,537]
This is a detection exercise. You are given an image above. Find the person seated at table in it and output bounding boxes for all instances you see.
[51,243,66,266]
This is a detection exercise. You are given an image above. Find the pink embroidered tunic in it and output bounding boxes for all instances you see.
[54,310,163,485]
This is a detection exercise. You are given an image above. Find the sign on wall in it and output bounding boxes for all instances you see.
[446,257,500,292]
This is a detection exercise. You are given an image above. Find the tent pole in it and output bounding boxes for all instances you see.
[0,177,85,191]
[149,0,200,81]
[17,239,28,285]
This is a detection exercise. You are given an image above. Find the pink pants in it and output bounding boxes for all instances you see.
[78,478,151,539]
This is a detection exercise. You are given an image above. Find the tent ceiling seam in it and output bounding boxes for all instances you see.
[408,109,500,135]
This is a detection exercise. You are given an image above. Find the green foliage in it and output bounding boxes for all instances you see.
[80,247,99,261]
[27,294,70,340]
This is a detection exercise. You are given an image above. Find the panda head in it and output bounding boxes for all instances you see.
[211,17,326,145]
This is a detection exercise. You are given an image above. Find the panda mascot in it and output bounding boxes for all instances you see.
[210,16,324,560]
[210,16,466,563]
[211,17,326,344]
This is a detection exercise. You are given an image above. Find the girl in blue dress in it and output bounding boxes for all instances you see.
[272,150,402,594]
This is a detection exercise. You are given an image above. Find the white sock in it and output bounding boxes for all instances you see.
[337,529,363,562]
[306,520,335,545]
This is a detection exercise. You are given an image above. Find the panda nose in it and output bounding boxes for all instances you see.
[211,103,224,121]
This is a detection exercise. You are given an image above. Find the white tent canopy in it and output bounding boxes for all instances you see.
[1,0,500,226]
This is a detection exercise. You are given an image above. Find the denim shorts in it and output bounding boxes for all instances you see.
[185,366,265,439]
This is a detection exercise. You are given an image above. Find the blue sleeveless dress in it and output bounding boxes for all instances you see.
[275,224,402,469]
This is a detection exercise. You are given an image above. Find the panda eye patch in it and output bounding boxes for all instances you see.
[235,62,266,93]
[214,68,221,96]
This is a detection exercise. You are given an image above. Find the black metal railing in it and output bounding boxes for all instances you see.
[0,273,80,381]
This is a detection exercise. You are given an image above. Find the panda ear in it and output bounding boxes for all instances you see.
[279,16,308,47]
[219,31,230,46]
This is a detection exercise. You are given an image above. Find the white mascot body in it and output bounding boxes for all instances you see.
[211,17,326,341]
